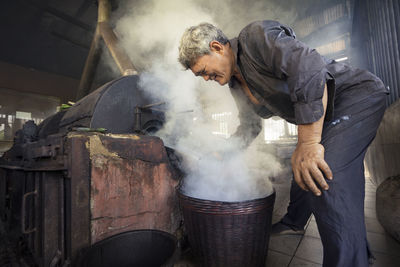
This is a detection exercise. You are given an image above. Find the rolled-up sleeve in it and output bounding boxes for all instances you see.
[244,21,334,124]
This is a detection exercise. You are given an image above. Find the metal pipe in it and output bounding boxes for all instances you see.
[143,108,166,113]
[99,22,138,76]
[134,107,142,132]
[98,0,111,22]
[177,109,194,114]
[76,0,137,100]
[140,101,166,109]
[76,26,102,100]
[76,0,112,100]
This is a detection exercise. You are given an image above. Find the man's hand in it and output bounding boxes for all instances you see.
[291,142,333,196]
[293,84,332,196]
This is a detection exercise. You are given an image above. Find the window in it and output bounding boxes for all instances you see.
[0,88,59,142]
[264,117,297,143]
[211,112,232,138]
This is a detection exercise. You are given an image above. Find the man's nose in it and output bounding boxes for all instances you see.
[202,75,210,81]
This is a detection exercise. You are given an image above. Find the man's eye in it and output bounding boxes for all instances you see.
[196,70,206,77]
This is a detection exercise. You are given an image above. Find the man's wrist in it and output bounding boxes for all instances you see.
[297,139,321,147]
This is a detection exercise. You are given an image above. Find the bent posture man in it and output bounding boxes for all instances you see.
[178,21,388,267]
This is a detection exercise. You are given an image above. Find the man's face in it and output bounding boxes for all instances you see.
[190,42,234,86]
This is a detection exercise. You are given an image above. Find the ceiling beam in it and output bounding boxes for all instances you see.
[22,0,95,32]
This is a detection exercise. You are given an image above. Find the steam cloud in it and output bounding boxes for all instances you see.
[111,0,293,201]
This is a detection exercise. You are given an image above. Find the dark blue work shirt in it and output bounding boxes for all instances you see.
[229,20,387,145]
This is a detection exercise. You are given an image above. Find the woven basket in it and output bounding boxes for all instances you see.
[178,189,275,267]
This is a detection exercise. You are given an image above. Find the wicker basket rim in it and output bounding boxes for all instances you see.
[177,187,276,204]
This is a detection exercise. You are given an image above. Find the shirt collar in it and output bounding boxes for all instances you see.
[228,37,242,88]
[230,37,239,63]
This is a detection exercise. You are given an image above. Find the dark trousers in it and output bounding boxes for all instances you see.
[281,92,387,267]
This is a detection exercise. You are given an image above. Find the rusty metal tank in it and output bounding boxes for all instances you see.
[0,75,181,266]
[37,75,165,138]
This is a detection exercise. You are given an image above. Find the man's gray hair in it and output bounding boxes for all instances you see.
[178,23,229,69]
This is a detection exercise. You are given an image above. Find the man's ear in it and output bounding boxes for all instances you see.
[209,41,224,55]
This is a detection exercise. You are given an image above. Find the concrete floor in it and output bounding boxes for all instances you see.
[176,173,400,266]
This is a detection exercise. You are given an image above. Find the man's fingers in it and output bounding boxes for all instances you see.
[301,170,322,196]
[293,169,308,191]
[319,160,333,180]
[310,167,329,190]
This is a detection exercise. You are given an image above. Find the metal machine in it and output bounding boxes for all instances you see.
[0,75,182,266]
[0,1,185,265]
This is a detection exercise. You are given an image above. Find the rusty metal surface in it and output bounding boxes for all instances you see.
[65,133,91,263]
[0,170,24,232]
[42,171,65,267]
[0,133,87,266]
[37,110,67,139]
[62,83,109,129]
[87,133,180,243]
[0,131,182,265]
[0,169,6,222]
[60,75,165,136]
[88,76,164,133]
[33,75,166,139]
[0,133,66,171]
[99,134,169,163]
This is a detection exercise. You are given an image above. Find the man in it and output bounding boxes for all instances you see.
[178,21,388,267]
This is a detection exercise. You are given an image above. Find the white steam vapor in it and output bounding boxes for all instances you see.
[111,0,289,201]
